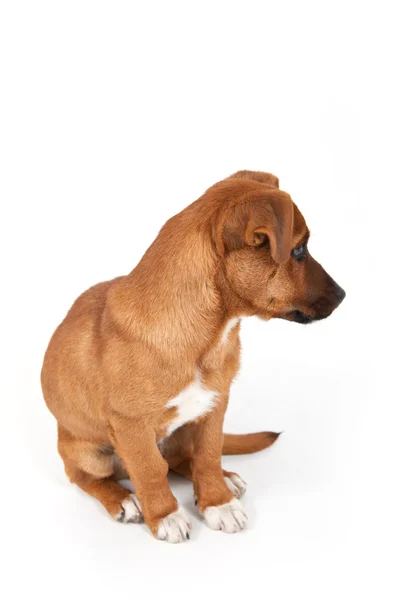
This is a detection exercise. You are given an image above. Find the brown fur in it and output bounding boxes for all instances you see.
[41,170,344,539]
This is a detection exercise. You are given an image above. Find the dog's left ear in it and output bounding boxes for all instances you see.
[221,190,294,263]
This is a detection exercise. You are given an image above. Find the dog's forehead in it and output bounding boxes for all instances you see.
[292,203,309,245]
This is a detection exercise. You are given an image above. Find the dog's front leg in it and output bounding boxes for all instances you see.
[191,398,248,533]
[109,414,191,543]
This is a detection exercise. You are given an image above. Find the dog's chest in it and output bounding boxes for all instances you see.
[163,319,239,436]
[165,376,218,435]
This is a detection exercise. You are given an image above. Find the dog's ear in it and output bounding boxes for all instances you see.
[221,190,293,263]
[228,170,280,189]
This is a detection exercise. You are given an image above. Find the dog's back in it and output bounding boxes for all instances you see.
[41,279,121,440]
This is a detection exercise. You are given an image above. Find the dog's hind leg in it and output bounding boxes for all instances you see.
[57,425,143,523]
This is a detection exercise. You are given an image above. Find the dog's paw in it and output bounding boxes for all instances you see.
[115,494,143,524]
[202,498,248,533]
[156,507,192,543]
[224,473,247,499]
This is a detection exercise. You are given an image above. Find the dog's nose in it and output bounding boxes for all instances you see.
[334,283,346,304]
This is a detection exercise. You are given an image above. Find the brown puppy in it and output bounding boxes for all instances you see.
[41,170,345,542]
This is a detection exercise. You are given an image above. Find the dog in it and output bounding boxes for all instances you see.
[41,170,345,543]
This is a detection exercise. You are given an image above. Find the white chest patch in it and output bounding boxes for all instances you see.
[165,375,218,435]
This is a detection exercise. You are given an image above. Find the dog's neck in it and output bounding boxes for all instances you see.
[108,206,243,362]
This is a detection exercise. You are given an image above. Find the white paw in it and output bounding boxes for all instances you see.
[115,494,143,523]
[156,507,192,543]
[202,498,248,533]
[225,473,247,499]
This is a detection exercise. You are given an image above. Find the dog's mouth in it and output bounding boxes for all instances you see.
[285,310,314,324]
[283,308,333,324]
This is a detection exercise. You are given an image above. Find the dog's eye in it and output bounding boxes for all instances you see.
[291,243,306,260]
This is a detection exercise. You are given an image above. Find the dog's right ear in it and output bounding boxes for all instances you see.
[217,189,293,263]
[228,170,279,189]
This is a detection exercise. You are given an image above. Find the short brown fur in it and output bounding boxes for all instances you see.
[41,170,344,540]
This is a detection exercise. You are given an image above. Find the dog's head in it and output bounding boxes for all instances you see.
[211,170,345,323]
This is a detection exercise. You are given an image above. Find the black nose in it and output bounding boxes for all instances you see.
[334,283,346,304]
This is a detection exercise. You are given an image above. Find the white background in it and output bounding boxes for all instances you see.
[1,1,398,599]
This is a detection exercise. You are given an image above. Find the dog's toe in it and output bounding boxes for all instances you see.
[156,507,192,543]
[202,498,248,533]
[224,473,247,499]
[115,494,143,523]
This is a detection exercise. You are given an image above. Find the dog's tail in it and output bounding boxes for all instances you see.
[222,431,281,455]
